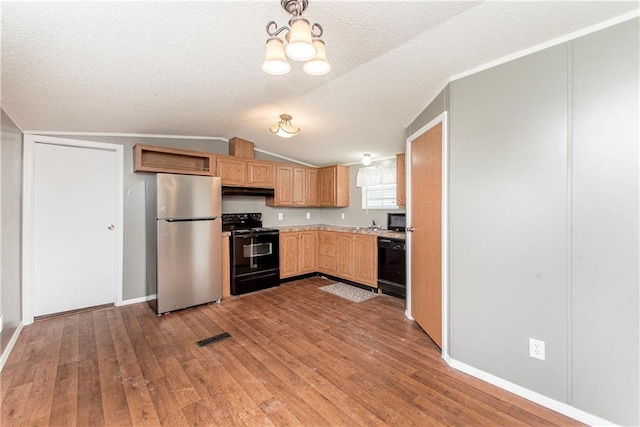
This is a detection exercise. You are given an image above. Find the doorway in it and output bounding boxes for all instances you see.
[23,135,124,323]
[406,112,448,354]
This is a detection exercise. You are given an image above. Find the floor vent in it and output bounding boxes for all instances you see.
[196,332,231,347]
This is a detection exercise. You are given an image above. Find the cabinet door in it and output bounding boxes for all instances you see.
[335,233,354,279]
[280,232,300,278]
[247,161,275,188]
[353,234,377,287]
[293,167,306,206]
[318,167,336,206]
[216,157,246,186]
[319,166,349,207]
[274,165,294,205]
[396,153,406,206]
[305,168,319,206]
[299,231,316,274]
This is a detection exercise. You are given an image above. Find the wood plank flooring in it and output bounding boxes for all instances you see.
[2,277,583,426]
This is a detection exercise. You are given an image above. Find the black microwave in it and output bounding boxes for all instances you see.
[387,213,406,232]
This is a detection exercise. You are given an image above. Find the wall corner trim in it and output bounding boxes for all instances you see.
[447,358,617,426]
[0,322,24,372]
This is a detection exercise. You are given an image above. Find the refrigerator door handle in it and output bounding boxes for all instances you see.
[164,217,219,222]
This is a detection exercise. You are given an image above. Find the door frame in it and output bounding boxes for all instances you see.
[22,134,124,325]
[405,111,449,359]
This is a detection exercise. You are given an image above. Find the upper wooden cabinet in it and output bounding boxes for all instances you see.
[216,157,275,188]
[268,165,294,206]
[247,160,275,188]
[318,165,349,207]
[305,168,319,206]
[396,153,406,206]
[133,144,214,176]
[268,165,319,207]
[293,167,306,206]
[228,137,254,159]
[216,156,246,186]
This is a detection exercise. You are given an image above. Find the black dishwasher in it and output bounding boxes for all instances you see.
[377,237,406,299]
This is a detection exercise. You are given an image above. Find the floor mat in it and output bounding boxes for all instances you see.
[318,282,378,303]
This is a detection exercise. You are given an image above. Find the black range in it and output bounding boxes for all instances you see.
[222,213,280,296]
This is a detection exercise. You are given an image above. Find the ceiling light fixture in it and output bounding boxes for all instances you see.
[262,0,331,76]
[270,114,300,138]
[361,153,372,166]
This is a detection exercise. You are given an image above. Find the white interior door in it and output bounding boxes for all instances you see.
[32,140,119,316]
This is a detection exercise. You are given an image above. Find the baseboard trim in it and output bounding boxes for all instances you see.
[120,294,156,306]
[0,322,24,372]
[447,358,616,426]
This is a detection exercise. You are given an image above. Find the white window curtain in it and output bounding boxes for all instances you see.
[356,162,396,187]
[358,161,398,210]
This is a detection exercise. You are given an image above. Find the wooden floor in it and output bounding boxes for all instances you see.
[2,277,582,426]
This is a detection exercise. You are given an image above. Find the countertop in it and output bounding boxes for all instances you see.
[273,224,406,240]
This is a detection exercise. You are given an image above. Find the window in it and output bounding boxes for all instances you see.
[362,184,398,210]
[357,161,398,210]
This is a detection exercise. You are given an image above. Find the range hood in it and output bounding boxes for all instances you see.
[221,186,275,197]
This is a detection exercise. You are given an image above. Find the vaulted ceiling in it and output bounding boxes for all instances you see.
[2,1,638,166]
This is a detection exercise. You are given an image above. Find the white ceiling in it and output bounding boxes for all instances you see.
[2,1,638,166]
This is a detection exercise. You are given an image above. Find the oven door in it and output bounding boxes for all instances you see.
[231,231,280,277]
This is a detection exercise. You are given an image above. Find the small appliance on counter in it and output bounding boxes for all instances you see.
[222,213,280,295]
[387,212,406,232]
[146,174,222,315]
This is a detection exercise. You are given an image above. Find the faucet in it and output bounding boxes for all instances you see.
[368,220,379,230]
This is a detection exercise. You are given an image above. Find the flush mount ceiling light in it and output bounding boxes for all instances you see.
[270,114,300,138]
[361,153,372,166]
[262,0,331,76]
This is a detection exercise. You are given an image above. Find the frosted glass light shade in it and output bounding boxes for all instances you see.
[285,18,316,61]
[361,154,372,166]
[262,38,291,75]
[303,39,331,75]
[270,114,300,138]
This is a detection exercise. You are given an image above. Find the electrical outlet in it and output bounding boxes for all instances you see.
[306,212,311,220]
[529,338,545,361]
[341,213,345,220]
[278,213,283,221]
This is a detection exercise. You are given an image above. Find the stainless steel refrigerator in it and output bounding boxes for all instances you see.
[146,173,222,314]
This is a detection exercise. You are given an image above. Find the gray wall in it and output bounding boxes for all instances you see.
[570,19,639,424]
[407,17,638,425]
[45,135,401,301]
[1,109,23,357]
[449,43,570,402]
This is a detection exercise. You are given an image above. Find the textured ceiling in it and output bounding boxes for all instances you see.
[2,1,638,166]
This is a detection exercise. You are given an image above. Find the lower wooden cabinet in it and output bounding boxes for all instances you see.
[315,230,377,288]
[280,231,316,279]
[352,234,377,287]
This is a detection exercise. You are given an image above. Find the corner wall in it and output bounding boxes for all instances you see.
[407,17,639,426]
[1,109,24,363]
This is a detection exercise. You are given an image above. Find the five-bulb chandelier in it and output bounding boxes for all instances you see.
[262,0,331,76]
